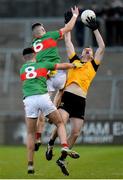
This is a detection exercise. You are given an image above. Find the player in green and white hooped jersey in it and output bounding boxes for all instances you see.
[32,6,79,64]
[31,6,79,92]
[31,6,79,151]
[20,47,82,174]
[31,23,67,99]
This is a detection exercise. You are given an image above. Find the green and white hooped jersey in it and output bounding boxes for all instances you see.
[20,61,56,98]
[32,30,63,64]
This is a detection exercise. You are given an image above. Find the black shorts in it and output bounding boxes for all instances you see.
[58,91,86,120]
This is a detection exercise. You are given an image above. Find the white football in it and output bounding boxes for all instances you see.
[81,10,96,25]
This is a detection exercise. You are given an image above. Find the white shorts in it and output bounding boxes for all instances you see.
[47,70,66,92]
[23,94,57,118]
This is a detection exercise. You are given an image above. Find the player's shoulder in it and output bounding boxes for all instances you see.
[46,30,58,35]
[20,63,27,72]
[69,52,80,62]
[32,37,41,45]
[94,59,101,65]
[38,61,50,67]
[90,58,100,72]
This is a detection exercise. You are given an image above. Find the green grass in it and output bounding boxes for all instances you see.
[0,145,123,179]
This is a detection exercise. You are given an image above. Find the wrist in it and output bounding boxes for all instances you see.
[93,28,98,32]
[73,13,78,18]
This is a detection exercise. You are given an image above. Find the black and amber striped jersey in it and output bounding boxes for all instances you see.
[65,52,100,94]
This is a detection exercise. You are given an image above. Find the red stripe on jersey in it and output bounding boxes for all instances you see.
[20,68,48,81]
[41,38,57,50]
[36,68,48,77]
[20,73,26,81]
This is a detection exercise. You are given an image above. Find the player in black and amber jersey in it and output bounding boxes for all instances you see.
[46,15,105,175]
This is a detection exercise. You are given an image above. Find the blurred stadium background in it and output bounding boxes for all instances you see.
[0,0,123,146]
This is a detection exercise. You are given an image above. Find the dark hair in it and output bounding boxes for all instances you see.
[22,48,34,56]
[32,23,42,30]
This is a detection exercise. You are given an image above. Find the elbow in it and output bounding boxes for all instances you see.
[102,40,105,49]
[102,44,105,51]
[100,43,105,51]
[64,25,72,33]
[67,26,72,31]
[98,44,105,55]
[102,42,105,49]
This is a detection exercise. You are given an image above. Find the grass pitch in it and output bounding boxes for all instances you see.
[0,145,123,179]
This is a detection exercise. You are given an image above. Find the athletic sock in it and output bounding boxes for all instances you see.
[28,161,33,166]
[35,132,41,140]
[59,152,67,161]
[61,143,68,148]
[48,139,55,146]
[59,143,68,161]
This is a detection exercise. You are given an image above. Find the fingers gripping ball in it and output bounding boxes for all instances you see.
[81,9,96,25]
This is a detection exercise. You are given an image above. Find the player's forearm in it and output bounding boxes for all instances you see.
[64,14,78,32]
[61,7,79,34]
[93,29,105,49]
[65,32,75,57]
[56,63,74,70]
[64,31,71,42]
[94,29,105,61]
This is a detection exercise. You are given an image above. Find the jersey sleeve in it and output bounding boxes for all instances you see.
[91,59,100,72]
[69,52,80,63]
[45,62,56,70]
[94,59,101,65]
[48,30,63,40]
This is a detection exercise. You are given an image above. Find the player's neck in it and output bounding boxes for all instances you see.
[27,59,35,63]
[34,32,46,38]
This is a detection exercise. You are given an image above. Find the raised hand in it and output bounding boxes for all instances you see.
[86,16,98,31]
[71,6,79,18]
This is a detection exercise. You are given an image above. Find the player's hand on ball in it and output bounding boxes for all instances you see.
[86,16,98,31]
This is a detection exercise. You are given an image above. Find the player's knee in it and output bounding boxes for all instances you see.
[55,119,64,127]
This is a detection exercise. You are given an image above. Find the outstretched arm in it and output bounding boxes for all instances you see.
[55,61,82,70]
[56,63,74,70]
[60,6,79,35]
[64,31,75,57]
[93,29,105,63]
[85,17,105,63]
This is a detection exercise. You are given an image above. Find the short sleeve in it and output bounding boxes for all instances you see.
[47,31,62,40]
[45,62,56,70]
[91,59,100,72]
[94,59,101,65]
[69,53,80,63]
